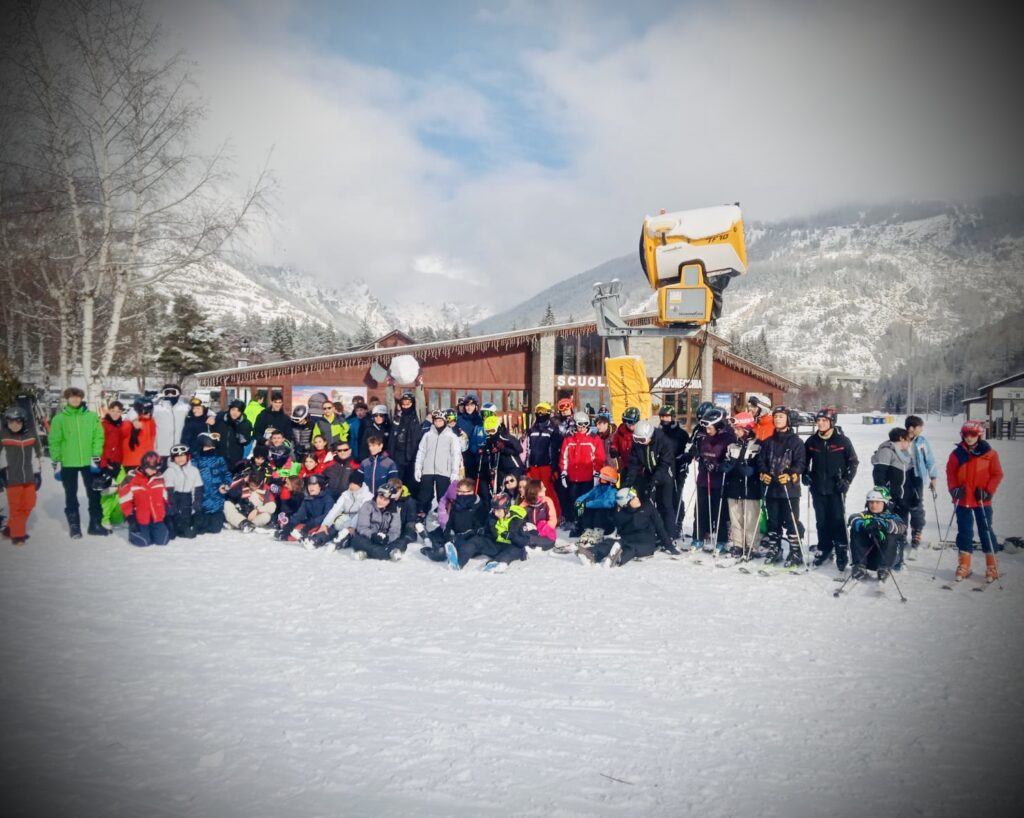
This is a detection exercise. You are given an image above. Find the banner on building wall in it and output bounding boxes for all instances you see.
[292,385,367,413]
[605,356,652,423]
[714,392,733,412]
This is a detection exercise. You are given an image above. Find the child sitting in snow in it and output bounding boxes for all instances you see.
[349,485,405,561]
[571,465,619,539]
[576,487,672,568]
[274,474,333,542]
[94,466,127,531]
[224,469,278,533]
[847,487,907,582]
[426,492,530,572]
[520,479,558,549]
[304,470,371,548]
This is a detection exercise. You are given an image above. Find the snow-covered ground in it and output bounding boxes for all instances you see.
[2,415,1022,817]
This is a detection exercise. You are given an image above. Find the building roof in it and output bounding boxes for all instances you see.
[975,371,1024,394]
[715,349,800,391]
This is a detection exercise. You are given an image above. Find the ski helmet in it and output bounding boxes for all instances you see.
[615,487,638,507]
[535,401,552,414]
[375,484,393,499]
[632,419,654,444]
[400,391,415,402]
[133,397,154,414]
[732,411,755,430]
[865,486,891,504]
[306,474,325,488]
[695,401,715,420]
[573,410,590,427]
[771,405,789,417]
[658,405,676,418]
[815,408,836,426]
[169,444,189,458]
[140,451,161,471]
[464,393,479,405]
[960,420,985,439]
[598,465,620,484]
[197,432,218,449]
[371,404,387,417]
[290,404,309,421]
[431,409,446,421]
[622,406,641,424]
[490,492,511,511]
[556,397,574,413]
[699,408,726,429]
[444,408,457,422]
[483,415,500,432]
[481,402,498,418]
[2,405,28,425]
[189,395,206,408]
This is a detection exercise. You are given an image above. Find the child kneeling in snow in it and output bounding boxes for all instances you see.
[427,492,529,571]
[224,469,277,533]
[304,470,371,548]
[422,478,486,557]
[94,466,127,531]
[571,465,619,538]
[118,451,170,547]
[847,487,907,581]
[577,487,672,567]
[521,479,558,549]
[164,444,203,539]
[349,485,405,561]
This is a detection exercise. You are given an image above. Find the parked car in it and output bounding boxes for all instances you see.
[792,410,816,428]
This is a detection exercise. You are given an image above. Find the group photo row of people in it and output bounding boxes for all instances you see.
[0,384,1003,580]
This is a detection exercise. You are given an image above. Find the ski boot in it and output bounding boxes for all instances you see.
[835,546,849,572]
[576,545,595,567]
[877,567,890,582]
[239,520,256,534]
[728,545,744,558]
[601,541,622,568]
[444,541,461,571]
[954,551,972,581]
[812,546,833,568]
[762,539,783,565]
[353,549,368,561]
[985,553,999,583]
[690,539,705,553]
[911,529,922,551]
[12,535,29,545]
[661,542,681,556]
[388,547,404,562]
[783,542,804,568]
[66,510,83,540]
[851,564,868,581]
[334,528,351,548]
[87,519,109,536]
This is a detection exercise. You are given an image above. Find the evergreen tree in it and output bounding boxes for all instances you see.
[354,316,375,347]
[154,295,220,382]
[267,317,296,360]
[0,354,23,411]
[540,303,556,326]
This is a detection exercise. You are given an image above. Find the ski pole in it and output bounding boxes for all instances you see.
[835,532,879,598]
[713,469,727,553]
[930,506,958,580]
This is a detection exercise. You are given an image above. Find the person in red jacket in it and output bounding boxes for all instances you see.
[124,398,158,469]
[612,406,639,473]
[118,451,170,546]
[560,411,605,528]
[99,401,130,471]
[947,420,1003,582]
[748,397,775,442]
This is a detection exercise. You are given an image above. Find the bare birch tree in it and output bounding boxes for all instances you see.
[0,0,272,404]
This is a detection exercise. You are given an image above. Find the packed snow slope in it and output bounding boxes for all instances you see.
[2,416,1022,818]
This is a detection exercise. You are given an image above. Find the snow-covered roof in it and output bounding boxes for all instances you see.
[975,371,1024,394]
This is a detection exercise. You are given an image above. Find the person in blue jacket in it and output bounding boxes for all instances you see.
[192,432,233,534]
[571,465,620,537]
[456,393,485,481]
[905,415,938,550]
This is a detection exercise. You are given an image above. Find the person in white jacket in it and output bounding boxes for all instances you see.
[153,384,190,458]
[414,410,463,518]
[305,470,371,548]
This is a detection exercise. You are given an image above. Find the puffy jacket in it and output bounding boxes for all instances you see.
[244,399,265,427]
[124,417,158,469]
[722,435,762,501]
[574,482,618,510]
[611,424,634,472]
[193,450,233,513]
[489,504,527,546]
[181,410,210,453]
[654,422,690,480]
[311,412,349,446]
[946,440,1003,508]
[100,416,130,468]
[560,432,605,483]
[118,471,168,525]
[0,427,43,486]
[212,411,253,468]
[163,461,204,516]
[289,490,334,529]
[696,426,735,489]
[754,412,774,442]
[322,484,372,530]
[346,414,365,460]
[360,453,398,493]
[526,418,562,469]
[911,434,938,481]
[455,410,482,445]
[48,404,104,468]
[415,426,463,481]
[358,420,390,462]
[153,398,190,456]
[871,440,911,508]
[848,508,908,539]
[323,458,360,499]
[291,419,314,455]
[756,428,806,499]
[254,409,293,443]
[225,479,277,517]
[355,499,402,543]
[482,431,524,477]
[444,494,487,538]
[390,405,423,466]
[616,500,670,553]
[804,430,858,495]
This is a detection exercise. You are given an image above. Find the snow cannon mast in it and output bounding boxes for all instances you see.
[640,204,746,326]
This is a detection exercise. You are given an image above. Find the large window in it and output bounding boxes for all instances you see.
[556,333,606,376]
[555,336,577,376]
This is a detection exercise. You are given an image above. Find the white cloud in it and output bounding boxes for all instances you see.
[154,0,1023,312]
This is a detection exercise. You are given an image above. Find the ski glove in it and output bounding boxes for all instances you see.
[759,473,772,485]
[975,488,992,502]
[777,473,792,485]
[704,461,718,473]
[950,486,965,500]
[560,474,568,488]
[89,456,102,474]
[34,472,42,491]
[837,479,851,494]
[53,461,62,482]
[801,473,812,487]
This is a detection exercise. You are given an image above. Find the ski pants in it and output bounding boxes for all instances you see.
[194,511,225,535]
[906,475,926,538]
[396,461,418,497]
[433,533,524,568]
[129,520,170,547]
[727,498,760,550]
[168,512,197,539]
[653,477,679,540]
[577,507,615,535]
[811,492,848,556]
[696,485,729,544]
[61,466,102,527]
[554,478,572,526]
[527,465,561,520]
[417,475,451,517]
[350,532,404,560]
[955,505,998,554]
[4,483,37,539]
[592,537,654,566]
[566,480,593,525]
[224,501,272,530]
[850,528,895,570]
[765,496,800,543]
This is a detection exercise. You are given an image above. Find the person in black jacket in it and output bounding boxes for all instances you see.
[181,397,210,453]
[803,408,858,570]
[722,413,762,558]
[212,399,253,472]
[756,406,807,566]
[422,478,488,562]
[652,406,690,539]
[577,487,672,567]
[360,404,391,465]
[253,392,292,443]
[389,391,423,491]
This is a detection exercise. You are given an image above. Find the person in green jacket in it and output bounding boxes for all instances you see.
[244,390,268,428]
[48,387,106,538]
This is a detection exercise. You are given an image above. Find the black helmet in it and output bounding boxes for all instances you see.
[771,405,790,416]
[306,474,324,488]
[815,408,835,426]
[699,408,727,429]
[695,401,715,419]
[290,404,309,422]
[622,406,641,424]
[3,405,28,425]
[400,391,415,403]
[133,397,154,414]
[140,451,161,471]
[658,405,676,418]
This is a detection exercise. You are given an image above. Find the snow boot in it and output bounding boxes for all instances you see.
[66,510,82,539]
[444,541,461,571]
[851,564,868,581]
[954,551,972,581]
[662,542,680,555]
[333,528,351,548]
[690,539,705,553]
[812,546,833,568]
[877,567,890,582]
[985,553,999,583]
[601,541,622,568]
[783,543,804,568]
[835,546,849,573]
[911,529,922,550]
[239,520,256,534]
[352,549,367,561]
[388,547,404,562]
[576,545,595,567]
[87,519,108,536]
[12,535,29,545]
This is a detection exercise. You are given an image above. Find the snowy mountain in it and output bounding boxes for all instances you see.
[474,196,1024,380]
[161,260,491,340]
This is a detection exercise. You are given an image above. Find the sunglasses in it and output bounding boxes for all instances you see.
[457,490,474,496]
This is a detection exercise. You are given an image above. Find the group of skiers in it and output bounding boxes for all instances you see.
[0,386,1004,581]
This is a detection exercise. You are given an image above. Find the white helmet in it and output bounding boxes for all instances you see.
[632,419,654,443]
[573,411,590,426]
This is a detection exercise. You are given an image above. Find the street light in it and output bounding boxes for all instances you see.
[237,337,250,369]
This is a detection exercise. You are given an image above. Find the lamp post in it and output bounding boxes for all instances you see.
[237,337,250,369]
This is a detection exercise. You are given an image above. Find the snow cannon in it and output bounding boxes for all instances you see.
[389,354,420,386]
[639,204,747,326]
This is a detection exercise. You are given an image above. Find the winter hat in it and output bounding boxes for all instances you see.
[348,470,365,487]
[162,384,181,398]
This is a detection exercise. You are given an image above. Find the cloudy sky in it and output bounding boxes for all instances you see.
[155,0,1022,309]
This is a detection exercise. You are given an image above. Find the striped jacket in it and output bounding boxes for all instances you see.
[118,471,168,525]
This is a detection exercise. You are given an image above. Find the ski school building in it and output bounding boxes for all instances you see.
[195,316,798,432]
